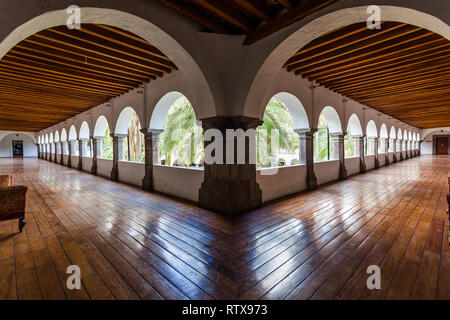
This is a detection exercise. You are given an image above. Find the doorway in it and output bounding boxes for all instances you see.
[436,137,448,155]
[12,140,23,157]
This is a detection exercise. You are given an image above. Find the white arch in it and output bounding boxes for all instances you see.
[54,130,60,142]
[49,132,54,144]
[115,106,139,135]
[397,128,403,140]
[244,6,450,118]
[94,115,110,138]
[347,113,363,136]
[45,134,49,144]
[404,129,408,141]
[150,91,184,130]
[271,92,309,130]
[38,136,41,144]
[408,131,413,141]
[320,106,342,134]
[389,126,397,139]
[60,128,67,142]
[79,121,90,140]
[0,7,217,120]
[366,120,378,138]
[69,125,77,141]
[380,124,389,139]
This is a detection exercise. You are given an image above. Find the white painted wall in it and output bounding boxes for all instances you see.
[378,154,385,167]
[314,160,340,185]
[257,165,307,202]
[118,161,145,186]
[82,157,93,173]
[71,156,79,167]
[421,140,433,154]
[345,157,360,177]
[0,133,37,157]
[365,155,375,170]
[97,158,113,178]
[153,165,204,202]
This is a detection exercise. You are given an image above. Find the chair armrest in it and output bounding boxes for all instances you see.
[0,175,12,187]
[0,186,27,218]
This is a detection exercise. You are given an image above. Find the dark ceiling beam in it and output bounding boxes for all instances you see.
[244,0,340,45]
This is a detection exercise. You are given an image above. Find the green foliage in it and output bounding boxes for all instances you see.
[256,98,298,168]
[102,127,113,159]
[344,132,355,158]
[158,97,203,166]
[313,113,333,162]
[124,112,145,163]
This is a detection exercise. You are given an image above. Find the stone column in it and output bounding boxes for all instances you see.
[398,139,404,160]
[418,141,421,156]
[111,134,126,181]
[53,143,58,163]
[384,138,390,165]
[296,129,317,190]
[370,137,380,168]
[392,139,398,162]
[91,137,102,175]
[330,133,347,180]
[59,142,64,165]
[354,135,366,173]
[67,141,72,168]
[36,144,40,159]
[141,128,163,191]
[198,116,262,214]
[77,139,84,170]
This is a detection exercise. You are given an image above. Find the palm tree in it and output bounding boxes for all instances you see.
[157,97,299,168]
[256,98,298,167]
[158,97,203,166]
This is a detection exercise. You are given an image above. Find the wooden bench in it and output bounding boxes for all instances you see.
[0,175,27,232]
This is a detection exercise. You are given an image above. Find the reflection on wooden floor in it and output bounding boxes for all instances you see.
[0,156,449,299]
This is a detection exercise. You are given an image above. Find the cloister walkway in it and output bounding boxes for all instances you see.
[0,156,449,300]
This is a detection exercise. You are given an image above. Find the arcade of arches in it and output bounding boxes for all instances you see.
[0,1,449,300]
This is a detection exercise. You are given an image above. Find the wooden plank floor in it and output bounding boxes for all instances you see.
[0,156,448,300]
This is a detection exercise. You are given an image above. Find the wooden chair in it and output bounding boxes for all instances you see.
[0,175,12,187]
[0,175,27,232]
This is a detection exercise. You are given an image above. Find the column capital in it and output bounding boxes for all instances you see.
[110,133,128,139]
[140,128,164,135]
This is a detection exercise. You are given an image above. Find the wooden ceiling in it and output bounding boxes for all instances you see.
[286,21,450,129]
[155,0,340,44]
[0,24,176,132]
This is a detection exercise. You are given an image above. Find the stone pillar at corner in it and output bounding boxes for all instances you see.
[198,116,262,215]
[330,133,347,180]
[111,134,126,182]
[296,129,317,190]
[67,141,72,168]
[36,144,40,159]
[91,137,101,175]
[392,139,397,162]
[354,135,366,173]
[141,128,163,191]
[384,138,390,165]
[399,139,404,161]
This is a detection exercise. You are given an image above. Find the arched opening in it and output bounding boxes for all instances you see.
[115,107,145,162]
[314,106,341,162]
[79,121,92,157]
[93,116,113,160]
[54,131,60,155]
[379,124,389,154]
[365,120,378,155]
[256,93,307,168]
[156,95,203,167]
[60,128,68,155]
[389,126,397,152]
[49,132,54,155]
[403,130,408,151]
[69,125,78,156]
[345,114,363,158]
[0,133,37,158]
